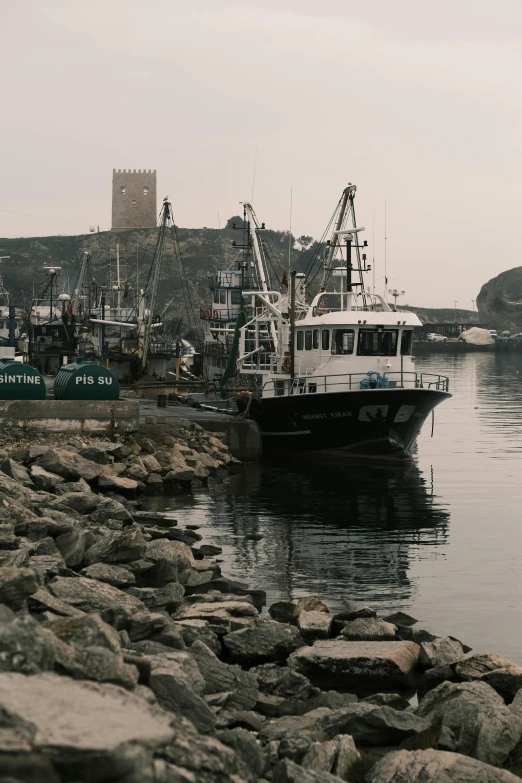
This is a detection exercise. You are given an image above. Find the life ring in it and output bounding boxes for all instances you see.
[282,356,291,373]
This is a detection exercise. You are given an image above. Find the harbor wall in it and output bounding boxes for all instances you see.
[0,399,139,435]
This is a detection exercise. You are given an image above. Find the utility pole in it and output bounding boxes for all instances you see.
[454,300,458,323]
[471,299,475,313]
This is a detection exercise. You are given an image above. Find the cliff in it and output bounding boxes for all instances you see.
[476,267,522,333]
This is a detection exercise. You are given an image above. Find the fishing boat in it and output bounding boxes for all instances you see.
[204,184,450,461]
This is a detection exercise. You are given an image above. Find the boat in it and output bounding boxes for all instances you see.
[203,183,451,461]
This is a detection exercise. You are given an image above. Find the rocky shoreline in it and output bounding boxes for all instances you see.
[0,423,521,782]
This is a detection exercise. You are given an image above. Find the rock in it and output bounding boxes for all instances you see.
[55,528,86,569]
[482,665,522,702]
[148,650,216,733]
[259,707,333,743]
[98,475,139,495]
[301,739,338,774]
[419,637,466,669]
[216,709,266,733]
[27,587,85,617]
[0,613,55,674]
[417,663,460,699]
[0,567,39,609]
[318,703,431,746]
[190,639,259,710]
[47,575,144,621]
[48,491,98,517]
[1,458,33,487]
[83,524,147,566]
[180,600,258,636]
[216,727,265,781]
[0,672,173,781]
[54,477,92,495]
[51,639,139,690]
[333,734,361,779]
[298,611,332,642]
[416,680,522,767]
[367,748,522,783]
[145,538,195,582]
[223,621,305,664]
[78,443,120,464]
[362,692,410,710]
[273,758,347,782]
[0,524,18,550]
[129,582,185,613]
[142,454,162,473]
[293,690,358,715]
[341,618,397,641]
[35,448,103,482]
[176,619,220,654]
[294,597,329,616]
[45,613,121,654]
[199,544,223,557]
[269,601,297,624]
[252,663,314,701]
[383,611,418,626]
[288,640,419,694]
[27,552,65,582]
[455,652,516,681]
[88,498,133,523]
[81,562,136,587]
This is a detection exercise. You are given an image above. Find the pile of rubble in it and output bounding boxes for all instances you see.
[0,425,521,782]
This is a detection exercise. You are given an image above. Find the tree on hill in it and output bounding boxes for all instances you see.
[296,235,314,251]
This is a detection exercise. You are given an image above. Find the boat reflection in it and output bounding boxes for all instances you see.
[157,460,451,615]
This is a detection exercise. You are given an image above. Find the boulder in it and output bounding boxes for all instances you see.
[341,618,397,641]
[367,748,522,783]
[128,582,185,613]
[98,475,139,495]
[89,498,133,523]
[0,672,173,781]
[259,707,333,743]
[333,734,361,779]
[455,652,516,681]
[48,491,98,515]
[35,449,103,482]
[51,639,139,690]
[252,663,314,701]
[417,663,460,698]
[0,566,39,609]
[301,740,337,773]
[81,562,136,587]
[148,650,216,733]
[294,597,329,616]
[1,458,34,487]
[54,477,91,495]
[288,640,419,694]
[269,601,297,624]
[55,528,86,569]
[332,606,376,633]
[79,443,120,464]
[145,538,195,582]
[45,613,121,654]
[27,587,85,617]
[362,692,410,710]
[273,758,348,782]
[484,665,522,701]
[215,727,266,781]
[47,575,144,622]
[383,611,418,626]
[419,636,466,669]
[416,680,522,767]
[223,621,305,664]
[0,612,55,674]
[298,611,333,642]
[318,703,431,746]
[190,639,259,710]
[83,525,147,566]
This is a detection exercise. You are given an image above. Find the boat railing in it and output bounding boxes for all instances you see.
[261,370,449,395]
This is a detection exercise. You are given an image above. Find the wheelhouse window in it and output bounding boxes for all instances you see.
[219,289,227,305]
[313,329,319,349]
[332,329,354,355]
[401,330,413,356]
[213,290,219,304]
[296,331,304,350]
[322,330,329,350]
[357,329,398,356]
[231,289,242,305]
[305,330,312,350]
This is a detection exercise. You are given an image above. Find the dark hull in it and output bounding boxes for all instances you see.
[247,388,450,462]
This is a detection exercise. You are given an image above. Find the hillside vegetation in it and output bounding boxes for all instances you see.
[0,222,474,330]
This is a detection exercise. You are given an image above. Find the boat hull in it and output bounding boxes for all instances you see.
[245,387,450,462]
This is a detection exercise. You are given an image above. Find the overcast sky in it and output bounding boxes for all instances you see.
[1,0,522,307]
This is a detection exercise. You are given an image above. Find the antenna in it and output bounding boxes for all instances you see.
[384,200,387,300]
[372,197,375,294]
[288,188,293,270]
[251,146,258,204]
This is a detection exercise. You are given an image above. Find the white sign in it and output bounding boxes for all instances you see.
[75,375,113,385]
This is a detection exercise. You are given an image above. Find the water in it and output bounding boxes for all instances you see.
[149,351,522,662]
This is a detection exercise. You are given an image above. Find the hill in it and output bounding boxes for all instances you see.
[477,267,522,332]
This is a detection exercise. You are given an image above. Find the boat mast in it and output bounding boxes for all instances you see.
[140,198,172,371]
[321,184,354,288]
[243,202,279,349]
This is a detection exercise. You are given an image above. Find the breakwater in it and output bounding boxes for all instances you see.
[0,424,521,782]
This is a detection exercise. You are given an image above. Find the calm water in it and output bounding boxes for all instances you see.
[150,351,522,662]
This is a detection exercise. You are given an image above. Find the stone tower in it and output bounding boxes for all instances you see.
[112,169,157,229]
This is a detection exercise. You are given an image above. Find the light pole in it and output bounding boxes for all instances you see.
[454,300,458,323]
[471,299,475,313]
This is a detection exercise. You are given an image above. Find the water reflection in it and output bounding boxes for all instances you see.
[152,460,450,615]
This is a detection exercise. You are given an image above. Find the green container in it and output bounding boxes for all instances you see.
[0,360,46,400]
[54,359,119,400]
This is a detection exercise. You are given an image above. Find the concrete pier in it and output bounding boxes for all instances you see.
[0,399,139,435]
[139,400,262,461]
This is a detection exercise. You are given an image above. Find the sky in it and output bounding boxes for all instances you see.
[1,0,522,307]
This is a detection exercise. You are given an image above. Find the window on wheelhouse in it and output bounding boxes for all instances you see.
[219,289,227,305]
[357,329,398,356]
[401,330,413,355]
[213,290,219,304]
[322,330,329,350]
[296,331,304,350]
[332,329,354,355]
[305,330,312,350]
[230,290,242,305]
[313,329,319,349]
